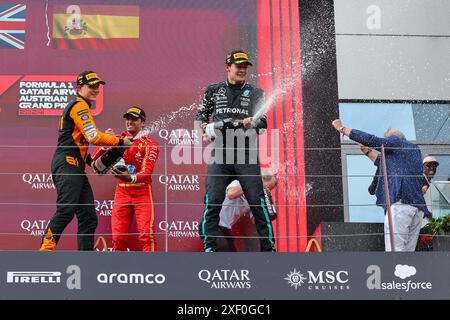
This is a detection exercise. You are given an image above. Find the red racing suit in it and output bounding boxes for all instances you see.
[92,130,159,251]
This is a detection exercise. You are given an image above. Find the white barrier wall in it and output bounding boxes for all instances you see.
[334,0,450,101]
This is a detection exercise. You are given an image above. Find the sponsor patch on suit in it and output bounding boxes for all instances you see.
[77,109,89,116]
[83,124,95,131]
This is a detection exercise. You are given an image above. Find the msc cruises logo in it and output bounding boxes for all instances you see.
[284,268,307,290]
[284,267,350,291]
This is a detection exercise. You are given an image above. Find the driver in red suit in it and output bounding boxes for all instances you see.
[92,106,159,251]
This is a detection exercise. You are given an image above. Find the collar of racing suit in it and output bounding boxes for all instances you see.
[76,94,92,108]
[122,129,143,139]
[226,80,246,91]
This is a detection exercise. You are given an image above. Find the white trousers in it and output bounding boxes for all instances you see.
[384,202,423,252]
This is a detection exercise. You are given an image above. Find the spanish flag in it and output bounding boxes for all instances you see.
[52,5,139,50]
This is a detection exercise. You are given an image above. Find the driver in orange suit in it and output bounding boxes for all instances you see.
[40,71,132,251]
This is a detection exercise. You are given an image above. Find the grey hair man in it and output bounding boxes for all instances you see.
[332,119,429,252]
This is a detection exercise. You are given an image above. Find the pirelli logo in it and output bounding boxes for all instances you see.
[128,107,142,114]
[7,271,61,284]
[233,52,248,60]
[85,73,98,80]
[66,156,79,167]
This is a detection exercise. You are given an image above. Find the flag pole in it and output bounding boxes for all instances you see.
[381,145,395,252]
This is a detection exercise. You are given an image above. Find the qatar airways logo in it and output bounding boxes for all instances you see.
[159,128,200,145]
[158,220,199,238]
[158,175,200,192]
[95,200,114,217]
[22,173,55,190]
[198,269,252,289]
[20,219,49,236]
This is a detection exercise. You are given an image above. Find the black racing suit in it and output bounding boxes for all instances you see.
[196,80,275,252]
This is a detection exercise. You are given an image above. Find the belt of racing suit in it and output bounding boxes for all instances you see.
[118,182,147,187]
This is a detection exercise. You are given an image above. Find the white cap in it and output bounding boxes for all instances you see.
[423,156,439,164]
[261,169,277,178]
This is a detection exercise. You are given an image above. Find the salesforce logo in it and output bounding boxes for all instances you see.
[366,264,432,292]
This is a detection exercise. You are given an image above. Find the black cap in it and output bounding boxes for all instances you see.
[225,50,253,66]
[123,106,146,121]
[77,71,105,86]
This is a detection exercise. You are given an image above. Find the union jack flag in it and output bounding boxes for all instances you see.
[0,4,26,49]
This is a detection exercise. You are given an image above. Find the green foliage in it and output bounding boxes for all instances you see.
[422,214,450,235]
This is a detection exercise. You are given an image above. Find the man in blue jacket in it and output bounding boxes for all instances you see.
[332,119,429,252]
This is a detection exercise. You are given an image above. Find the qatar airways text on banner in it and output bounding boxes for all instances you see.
[0,75,104,116]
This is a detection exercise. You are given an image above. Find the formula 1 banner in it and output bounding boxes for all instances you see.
[0,75,103,116]
[0,0,308,252]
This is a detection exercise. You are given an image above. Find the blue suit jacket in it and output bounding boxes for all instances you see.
[349,129,429,215]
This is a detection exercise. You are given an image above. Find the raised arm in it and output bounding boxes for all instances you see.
[331,119,404,151]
